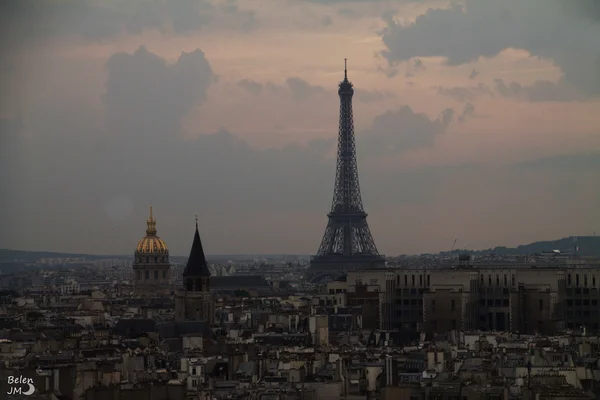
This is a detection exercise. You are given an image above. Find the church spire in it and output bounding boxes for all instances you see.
[183,217,211,277]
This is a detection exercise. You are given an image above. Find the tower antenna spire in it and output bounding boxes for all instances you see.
[344,58,348,80]
[195,214,198,229]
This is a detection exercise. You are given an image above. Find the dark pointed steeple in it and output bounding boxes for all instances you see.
[183,217,211,277]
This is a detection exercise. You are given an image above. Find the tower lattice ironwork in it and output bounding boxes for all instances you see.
[309,60,384,280]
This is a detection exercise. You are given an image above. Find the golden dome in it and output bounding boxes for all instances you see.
[135,207,169,255]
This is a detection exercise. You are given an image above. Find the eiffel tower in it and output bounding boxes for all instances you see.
[308,60,385,282]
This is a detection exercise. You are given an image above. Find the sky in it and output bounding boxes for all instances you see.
[0,0,599,256]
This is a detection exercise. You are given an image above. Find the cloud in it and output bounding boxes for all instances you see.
[237,79,263,95]
[436,83,493,103]
[237,78,395,104]
[379,0,600,97]
[458,103,475,123]
[103,46,217,140]
[359,105,454,155]
[437,79,583,103]
[4,40,600,255]
[304,0,418,3]
[437,86,476,103]
[286,77,327,101]
[404,58,426,78]
[321,15,333,26]
[0,0,256,46]
[494,79,585,102]
[0,115,22,237]
[237,78,327,101]
[355,89,397,104]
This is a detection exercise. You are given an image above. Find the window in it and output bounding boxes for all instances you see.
[539,299,543,311]
[145,271,149,279]
[481,275,484,284]
[163,271,167,279]
[404,275,408,286]
[568,274,572,285]
[432,300,436,311]
[370,278,377,285]
[584,274,588,287]
[496,275,499,285]
[576,274,580,287]
[154,271,158,279]
[412,275,415,286]
[488,275,492,286]
[427,275,431,286]
[451,300,456,311]
[451,319,457,329]
[419,275,423,286]
[504,274,507,286]
[397,275,400,285]
[512,275,515,286]
[594,275,597,287]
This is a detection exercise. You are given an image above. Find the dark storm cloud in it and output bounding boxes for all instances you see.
[103,45,217,139]
[379,0,600,97]
[0,0,255,45]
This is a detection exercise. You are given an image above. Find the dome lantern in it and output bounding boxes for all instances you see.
[135,206,169,255]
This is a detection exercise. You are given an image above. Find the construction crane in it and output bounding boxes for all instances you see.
[451,238,458,252]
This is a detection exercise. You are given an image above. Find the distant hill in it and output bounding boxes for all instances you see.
[0,249,309,263]
[0,249,124,262]
[2,236,600,262]
[440,236,600,257]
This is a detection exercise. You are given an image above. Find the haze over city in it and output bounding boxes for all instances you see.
[1,0,599,256]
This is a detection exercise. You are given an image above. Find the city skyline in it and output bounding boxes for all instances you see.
[1,0,600,256]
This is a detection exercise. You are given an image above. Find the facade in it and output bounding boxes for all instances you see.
[338,257,600,336]
[132,207,171,291]
[175,220,215,324]
[309,61,384,282]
